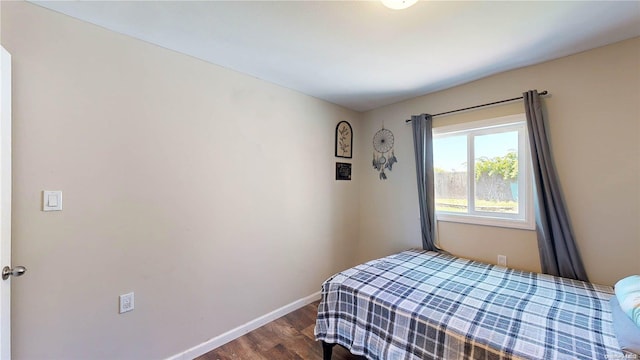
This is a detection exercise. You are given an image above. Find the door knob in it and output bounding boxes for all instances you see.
[2,266,26,280]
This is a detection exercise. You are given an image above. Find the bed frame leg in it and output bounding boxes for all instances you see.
[322,341,335,360]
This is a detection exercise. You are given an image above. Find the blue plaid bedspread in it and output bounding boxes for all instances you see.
[315,249,623,360]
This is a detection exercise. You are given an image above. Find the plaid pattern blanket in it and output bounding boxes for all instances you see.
[315,250,623,360]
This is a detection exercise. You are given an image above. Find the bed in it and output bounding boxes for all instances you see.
[315,249,624,360]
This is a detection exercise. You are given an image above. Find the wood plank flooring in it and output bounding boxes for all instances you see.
[196,300,365,360]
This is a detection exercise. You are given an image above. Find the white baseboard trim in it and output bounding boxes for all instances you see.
[166,291,322,360]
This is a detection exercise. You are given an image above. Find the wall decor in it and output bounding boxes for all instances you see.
[372,126,397,180]
[336,162,352,181]
[335,121,353,158]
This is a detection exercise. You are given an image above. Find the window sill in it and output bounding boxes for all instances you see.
[436,213,535,231]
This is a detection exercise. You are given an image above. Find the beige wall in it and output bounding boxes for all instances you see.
[357,37,640,286]
[1,2,361,359]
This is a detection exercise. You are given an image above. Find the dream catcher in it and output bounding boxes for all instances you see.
[372,126,397,180]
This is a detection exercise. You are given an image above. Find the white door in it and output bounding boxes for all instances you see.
[0,45,24,360]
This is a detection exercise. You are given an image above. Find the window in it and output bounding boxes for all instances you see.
[432,114,534,230]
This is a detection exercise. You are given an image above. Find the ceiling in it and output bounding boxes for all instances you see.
[31,1,640,112]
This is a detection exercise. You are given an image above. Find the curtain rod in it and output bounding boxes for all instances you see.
[405,90,549,123]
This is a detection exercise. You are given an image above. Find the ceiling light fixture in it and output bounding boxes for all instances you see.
[381,0,418,10]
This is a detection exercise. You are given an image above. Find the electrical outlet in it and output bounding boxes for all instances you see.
[497,255,507,267]
[119,292,134,314]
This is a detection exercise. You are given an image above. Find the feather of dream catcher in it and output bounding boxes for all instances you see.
[372,126,397,180]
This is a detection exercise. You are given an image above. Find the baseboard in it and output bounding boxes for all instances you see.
[166,291,322,360]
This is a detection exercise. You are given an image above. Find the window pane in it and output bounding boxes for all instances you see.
[474,131,518,214]
[433,135,467,213]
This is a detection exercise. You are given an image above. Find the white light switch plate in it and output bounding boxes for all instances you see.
[42,191,62,211]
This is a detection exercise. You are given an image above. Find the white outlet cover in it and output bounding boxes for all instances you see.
[119,292,134,314]
[497,255,507,267]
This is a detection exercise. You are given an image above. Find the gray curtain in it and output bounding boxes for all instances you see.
[524,90,589,281]
[411,114,439,252]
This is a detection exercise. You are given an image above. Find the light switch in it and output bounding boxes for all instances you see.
[47,194,58,207]
[42,191,62,211]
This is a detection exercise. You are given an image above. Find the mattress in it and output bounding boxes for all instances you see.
[315,249,623,360]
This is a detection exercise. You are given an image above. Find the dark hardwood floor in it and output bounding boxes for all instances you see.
[196,300,365,360]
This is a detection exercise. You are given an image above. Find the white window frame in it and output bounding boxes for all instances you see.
[433,114,534,230]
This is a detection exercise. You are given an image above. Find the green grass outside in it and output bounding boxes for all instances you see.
[436,198,518,214]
